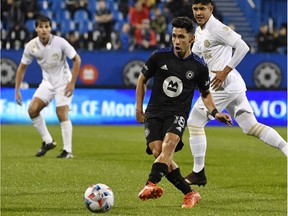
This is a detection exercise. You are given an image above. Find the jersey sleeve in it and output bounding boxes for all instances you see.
[213,22,241,47]
[197,64,210,91]
[61,38,77,59]
[141,52,158,81]
[21,41,35,65]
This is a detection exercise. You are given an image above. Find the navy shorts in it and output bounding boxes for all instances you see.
[144,111,187,155]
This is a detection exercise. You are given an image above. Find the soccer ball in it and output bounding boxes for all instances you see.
[84,183,114,213]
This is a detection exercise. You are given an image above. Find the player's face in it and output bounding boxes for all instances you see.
[192,3,213,27]
[172,27,194,59]
[35,21,51,44]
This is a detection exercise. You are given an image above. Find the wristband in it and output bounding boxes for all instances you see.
[211,108,219,118]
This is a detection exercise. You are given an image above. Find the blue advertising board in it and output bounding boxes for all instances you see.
[1,50,287,89]
[1,88,286,126]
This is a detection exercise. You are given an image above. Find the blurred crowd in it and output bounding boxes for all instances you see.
[256,23,287,55]
[1,0,287,54]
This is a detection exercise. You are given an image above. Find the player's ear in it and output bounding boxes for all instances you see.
[189,35,195,43]
[210,3,214,13]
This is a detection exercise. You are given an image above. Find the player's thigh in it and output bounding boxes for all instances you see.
[226,92,253,119]
[55,85,73,108]
[33,81,54,105]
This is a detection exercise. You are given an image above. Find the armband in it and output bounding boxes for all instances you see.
[211,108,219,118]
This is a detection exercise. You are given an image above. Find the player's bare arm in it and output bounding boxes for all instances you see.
[65,54,81,97]
[15,63,28,106]
[200,89,232,126]
[135,73,146,123]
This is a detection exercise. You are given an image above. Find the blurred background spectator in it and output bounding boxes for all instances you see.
[151,7,170,48]
[134,18,157,50]
[0,0,286,54]
[275,24,287,55]
[95,0,116,49]
[256,23,276,52]
[65,0,90,18]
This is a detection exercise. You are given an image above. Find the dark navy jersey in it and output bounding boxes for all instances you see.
[142,47,210,114]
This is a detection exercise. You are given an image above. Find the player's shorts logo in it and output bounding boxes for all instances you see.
[253,62,282,89]
[163,76,183,97]
[145,128,150,137]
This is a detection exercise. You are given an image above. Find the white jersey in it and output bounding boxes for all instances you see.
[21,35,77,88]
[192,15,246,93]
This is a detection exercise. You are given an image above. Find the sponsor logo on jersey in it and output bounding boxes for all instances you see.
[160,64,168,70]
[163,76,183,97]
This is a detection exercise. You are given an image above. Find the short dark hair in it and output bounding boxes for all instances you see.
[35,15,52,28]
[192,0,212,5]
[171,17,195,34]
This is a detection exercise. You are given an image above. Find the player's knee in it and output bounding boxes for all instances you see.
[28,106,39,118]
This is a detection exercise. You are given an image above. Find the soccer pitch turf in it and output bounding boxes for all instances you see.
[1,125,287,216]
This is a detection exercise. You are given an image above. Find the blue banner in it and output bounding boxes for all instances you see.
[1,88,286,126]
[1,50,287,89]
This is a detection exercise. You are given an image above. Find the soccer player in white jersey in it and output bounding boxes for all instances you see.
[15,15,81,158]
[185,0,288,186]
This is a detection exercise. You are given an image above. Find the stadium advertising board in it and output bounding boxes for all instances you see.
[1,50,287,89]
[1,88,286,126]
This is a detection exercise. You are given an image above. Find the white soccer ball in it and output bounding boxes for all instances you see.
[84,183,114,213]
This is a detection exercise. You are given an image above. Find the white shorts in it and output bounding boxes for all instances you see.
[192,90,253,119]
[33,80,73,107]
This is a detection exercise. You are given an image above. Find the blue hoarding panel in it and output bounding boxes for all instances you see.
[1,50,287,89]
[1,88,286,126]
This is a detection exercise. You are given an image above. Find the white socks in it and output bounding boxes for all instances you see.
[32,115,53,144]
[188,125,207,173]
[60,120,73,153]
[248,123,288,156]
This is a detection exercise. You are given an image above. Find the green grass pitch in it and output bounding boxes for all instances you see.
[1,125,287,216]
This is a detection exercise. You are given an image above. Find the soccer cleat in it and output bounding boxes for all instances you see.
[56,150,73,158]
[185,168,207,186]
[181,191,201,208]
[35,141,56,157]
[138,181,163,201]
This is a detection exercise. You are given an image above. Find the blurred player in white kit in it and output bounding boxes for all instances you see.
[15,15,81,158]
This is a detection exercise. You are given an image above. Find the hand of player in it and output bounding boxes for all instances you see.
[15,91,23,106]
[65,82,75,97]
[210,70,228,90]
[136,109,145,123]
[215,113,233,126]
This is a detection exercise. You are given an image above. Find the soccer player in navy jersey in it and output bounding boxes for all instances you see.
[136,16,232,208]
[185,0,287,187]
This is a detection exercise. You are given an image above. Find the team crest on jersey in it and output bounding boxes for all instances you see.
[52,53,59,61]
[186,70,195,80]
[204,40,210,48]
[163,76,183,97]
